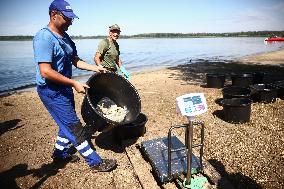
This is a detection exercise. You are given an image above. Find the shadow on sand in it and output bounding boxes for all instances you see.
[168,60,284,86]
[208,159,262,189]
[0,160,69,189]
[0,119,23,136]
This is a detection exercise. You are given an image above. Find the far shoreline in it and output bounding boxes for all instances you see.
[1,33,284,41]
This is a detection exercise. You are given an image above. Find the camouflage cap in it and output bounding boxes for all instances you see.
[109,24,121,32]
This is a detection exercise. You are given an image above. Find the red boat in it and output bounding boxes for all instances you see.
[264,37,284,42]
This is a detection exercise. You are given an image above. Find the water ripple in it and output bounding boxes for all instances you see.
[1,37,284,93]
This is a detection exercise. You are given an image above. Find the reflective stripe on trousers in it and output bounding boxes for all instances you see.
[37,85,102,166]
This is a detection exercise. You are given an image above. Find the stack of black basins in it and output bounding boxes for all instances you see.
[81,72,148,141]
[250,84,278,103]
[206,73,226,89]
[220,85,252,124]
[206,73,252,123]
[222,73,254,123]
[248,72,279,104]
[207,72,279,123]
[272,80,284,100]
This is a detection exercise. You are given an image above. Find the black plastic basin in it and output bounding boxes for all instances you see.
[252,72,265,84]
[231,73,254,87]
[250,84,278,103]
[222,86,251,99]
[272,80,284,100]
[206,74,226,88]
[112,113,148,140]
[81,72,141,132]
[219,98,252,123]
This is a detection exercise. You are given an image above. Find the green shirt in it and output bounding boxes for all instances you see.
[96,38,120,69]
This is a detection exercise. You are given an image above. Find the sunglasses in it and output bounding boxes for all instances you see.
[110,29,121,34]
[54,11,73,22]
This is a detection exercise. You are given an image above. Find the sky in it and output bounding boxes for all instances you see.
[0,0,283,36]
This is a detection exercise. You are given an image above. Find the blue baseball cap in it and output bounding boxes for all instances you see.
[49,0,79,19]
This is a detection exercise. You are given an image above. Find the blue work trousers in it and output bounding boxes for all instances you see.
[37,85,102,166]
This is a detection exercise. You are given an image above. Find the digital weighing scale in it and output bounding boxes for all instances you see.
[141,93,208,188]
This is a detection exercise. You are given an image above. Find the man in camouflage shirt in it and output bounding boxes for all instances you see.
[94,24,122,72]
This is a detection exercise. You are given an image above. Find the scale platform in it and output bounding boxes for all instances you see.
[141,136,201,184]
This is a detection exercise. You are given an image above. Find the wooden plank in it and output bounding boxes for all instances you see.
[122,139,161,189]
[202,159,235,189]
[122,139,178,189]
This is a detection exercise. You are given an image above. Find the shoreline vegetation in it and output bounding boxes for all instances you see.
[1,30,284,41]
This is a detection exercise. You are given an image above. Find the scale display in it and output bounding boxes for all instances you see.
[176,93,207,117]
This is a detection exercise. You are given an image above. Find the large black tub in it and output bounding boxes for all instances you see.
[112,113,148,140]
[81,73,141,132]
[250,84,278,103]
[206,74,226,88]
[219,98,252,123]
[222,86,251,99]
[272,80,284,100]
[231,73,254,87]
[252,72,266,84]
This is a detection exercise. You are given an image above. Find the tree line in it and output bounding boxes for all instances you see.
[1,31,283,41]
[131,31,284,38]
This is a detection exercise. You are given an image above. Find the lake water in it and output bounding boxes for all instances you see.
[0,37,284,93]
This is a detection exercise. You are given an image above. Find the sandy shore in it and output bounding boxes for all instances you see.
[0,49,284,189]
[238,48,284,65]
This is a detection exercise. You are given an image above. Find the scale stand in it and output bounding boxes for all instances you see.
[141,93,208,188]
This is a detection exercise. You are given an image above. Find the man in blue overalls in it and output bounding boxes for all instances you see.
[33,0,117,172]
